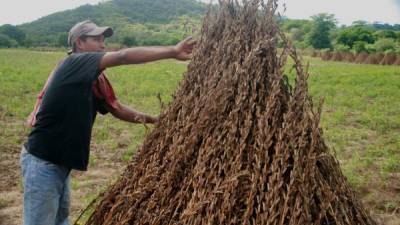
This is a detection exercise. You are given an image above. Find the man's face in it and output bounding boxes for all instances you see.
[77,35,106,52]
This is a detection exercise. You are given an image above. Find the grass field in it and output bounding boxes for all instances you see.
[0,49,399,224]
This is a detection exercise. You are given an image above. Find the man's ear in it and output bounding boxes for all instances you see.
[75,38,85,51]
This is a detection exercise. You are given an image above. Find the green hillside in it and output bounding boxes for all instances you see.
[18,0,206,46]
[0,0,398,52]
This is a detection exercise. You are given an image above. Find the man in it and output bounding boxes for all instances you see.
[21,20,195,225]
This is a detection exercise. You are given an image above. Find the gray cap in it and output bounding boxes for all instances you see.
[68,20,113,46]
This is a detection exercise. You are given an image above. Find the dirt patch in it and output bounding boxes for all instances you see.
[0,125,22,225]
[362,172,400,225]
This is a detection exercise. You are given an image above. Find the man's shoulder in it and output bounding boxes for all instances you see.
[67,52,104,61]
[61,52,105,69]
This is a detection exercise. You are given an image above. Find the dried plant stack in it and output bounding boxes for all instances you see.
[85,0,376,224]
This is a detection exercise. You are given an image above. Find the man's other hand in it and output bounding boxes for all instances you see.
[173,36,196,61]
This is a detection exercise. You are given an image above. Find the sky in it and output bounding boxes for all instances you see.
[0,0,399,26]
[279,0,400,25]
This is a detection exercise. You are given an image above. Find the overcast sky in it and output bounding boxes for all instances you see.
[0,0,399,26]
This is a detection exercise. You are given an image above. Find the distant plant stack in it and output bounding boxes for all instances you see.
[380,53,398,65]
[330,51,343,61]
[321,51,333,61]
[311,50,400,66]
[342,52,355,62]
[354,52,370,64]
[394,57,400,65]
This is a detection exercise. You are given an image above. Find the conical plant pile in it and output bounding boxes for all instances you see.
[330,51,343,61]
[365,53,384,65]
[394,56,400,65]
[354,52,369,63]
[343,52,355,63]
[321,51,332,61]
[85,1,376,224]
[380,53,398,65]
[310,50,319,58]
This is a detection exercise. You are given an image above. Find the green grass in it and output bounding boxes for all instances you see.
[1,49,399,220]
[303,59,400,189]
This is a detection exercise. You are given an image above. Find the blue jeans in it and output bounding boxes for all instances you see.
[20,146,70,225]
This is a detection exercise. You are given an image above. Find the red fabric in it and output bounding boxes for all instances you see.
[92,73,119,109]
[27,62,118,127]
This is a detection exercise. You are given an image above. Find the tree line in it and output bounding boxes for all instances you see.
[0,0,205,48]
[1,11,399,54]
[281,14,400,54]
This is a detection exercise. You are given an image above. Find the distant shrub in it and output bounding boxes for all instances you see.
[0,24,26,45]
[57,33,68,47]
[334,43,350,52]
[371,38,397,52]
[337,27,375,48]
[105,42,122,51]
[0,34,17,47]
[365,43,376,53]
[352,41,368,53]
[374,30,398,39]
[122,36,138,47]
[293,41,308,49]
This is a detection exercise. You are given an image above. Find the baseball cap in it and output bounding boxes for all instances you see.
[68,20,114,46]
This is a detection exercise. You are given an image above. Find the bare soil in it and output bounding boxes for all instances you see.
[0,123,399,225]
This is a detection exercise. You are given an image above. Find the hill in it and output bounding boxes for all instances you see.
[0,0,398,51]
[18,0,206,46]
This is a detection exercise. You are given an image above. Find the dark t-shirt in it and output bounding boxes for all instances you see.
[25,52,106,171]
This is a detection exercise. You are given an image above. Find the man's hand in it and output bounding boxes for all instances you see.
[100,37,197,69]
[173,36,196,61]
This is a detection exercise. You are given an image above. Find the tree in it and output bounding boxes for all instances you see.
[122,36,138,46]
[336,27,375,49]
[307,13,337,49]
[371,38,397,52]
[282,19,312,34]
[57,33,69,47]
[0,34,17,47]
[372,22,400,31]
[352,20,369,27]
[353,41,368,53]
[375,30,397,39]
[0,24,26,45]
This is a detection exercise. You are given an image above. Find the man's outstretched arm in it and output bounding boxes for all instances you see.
[100,36,195,69]
[105,102,158,124]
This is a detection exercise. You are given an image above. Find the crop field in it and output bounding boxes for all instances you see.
[0,49,399,224]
